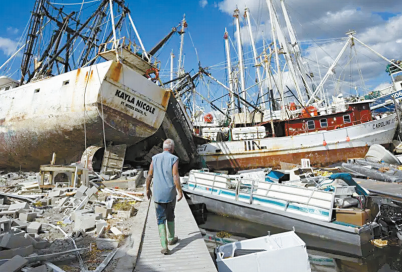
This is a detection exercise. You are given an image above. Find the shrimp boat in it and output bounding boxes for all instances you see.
[194,3,400,171]
[198,109,397,171]
[0,0,196,170]
[182,169,381,257]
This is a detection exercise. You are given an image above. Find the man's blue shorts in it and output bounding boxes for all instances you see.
[155,201,176,225]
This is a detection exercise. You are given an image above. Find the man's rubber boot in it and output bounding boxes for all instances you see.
[158,224,169,255]
[167,221,178,245]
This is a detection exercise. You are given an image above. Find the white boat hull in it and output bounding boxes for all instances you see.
[197,114,398,170]
[0,60,170,169]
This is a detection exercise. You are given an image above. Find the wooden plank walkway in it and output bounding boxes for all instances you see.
[135,198,217,272]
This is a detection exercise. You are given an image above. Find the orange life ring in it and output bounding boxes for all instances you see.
[335,125,341,129]
[145,67,159,82]
[204,113,214,123]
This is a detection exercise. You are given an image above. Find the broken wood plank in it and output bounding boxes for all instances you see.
[94,248,118,272]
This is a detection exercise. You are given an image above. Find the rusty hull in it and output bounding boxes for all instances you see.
[0,61,170,170]
[204,146,372,172]
[0,108,149,170]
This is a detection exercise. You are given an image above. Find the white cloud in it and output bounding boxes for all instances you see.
[216,0,402,98]
[200,0,208,8]
[0,37,19,56]
[6,27,19,35]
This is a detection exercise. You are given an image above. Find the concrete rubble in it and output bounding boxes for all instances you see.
[0,167,145,271]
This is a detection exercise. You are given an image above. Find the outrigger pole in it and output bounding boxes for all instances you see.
[201,68,264,114]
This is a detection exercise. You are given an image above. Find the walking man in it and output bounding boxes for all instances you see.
[146,139,183,254]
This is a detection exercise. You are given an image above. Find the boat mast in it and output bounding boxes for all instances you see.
[224,29,236,114]
[127,12,149,61]
[177,14,187,77]
[20,0,45,84]
[266,0,285,117]
[170,50,174,89]
[262,41,276,137]
[305,34,353,106]
[280,0,315,100]
[109,0,119,60]
[244,7,265,109]
[234,8,247,113]
[267,0,304,106]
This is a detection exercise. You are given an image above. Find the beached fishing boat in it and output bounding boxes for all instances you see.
[198,112,397,171]
[182,169,381,256]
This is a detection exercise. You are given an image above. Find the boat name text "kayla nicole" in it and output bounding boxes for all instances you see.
[115,90,156,116]
[373,116,397,129]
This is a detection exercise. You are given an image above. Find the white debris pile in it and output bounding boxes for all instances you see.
[0,170,144,272]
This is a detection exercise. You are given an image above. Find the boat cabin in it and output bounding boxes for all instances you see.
[263,101,373,137]
[0,76,19,91]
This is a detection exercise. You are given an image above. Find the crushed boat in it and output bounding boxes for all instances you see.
[181,169,401,256]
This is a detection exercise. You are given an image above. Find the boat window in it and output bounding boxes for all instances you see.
[34,88,40,93]
[63,80,70,86]
[343,115,351,123]
[307,120,315,130]
[320,119,328,128]
[5,86,10,91]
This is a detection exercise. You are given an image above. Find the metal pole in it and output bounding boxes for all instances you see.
[127,13,149,61]
[315,51,324,101]
[268,0,304,105]
[280,0,299,54]
[305,36,351,106]
[109,0,117,45]
[262,45,276,137]
[234,8,247,113]
[170,50,174,89]
[203,70,263,114]
[108,0,119,60]
[280,0,315,99]
[245,7,265,109]
[177,14,187,77]
[353,36,401,69]
[224,28,236,114]
[0,44,26,71]
[266,0,285,117]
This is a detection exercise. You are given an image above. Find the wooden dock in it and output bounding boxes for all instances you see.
[135,198,217,272]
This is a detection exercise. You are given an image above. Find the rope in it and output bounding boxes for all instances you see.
[95,65,107,153]
[83,65,93,154]
[49,0,100,5]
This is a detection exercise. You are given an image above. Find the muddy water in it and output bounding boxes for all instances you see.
[193,210,402,272]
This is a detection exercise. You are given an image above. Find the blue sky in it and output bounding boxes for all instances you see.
[1,0,402,112]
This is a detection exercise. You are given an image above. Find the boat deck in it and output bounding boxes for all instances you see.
[135,197,217,272]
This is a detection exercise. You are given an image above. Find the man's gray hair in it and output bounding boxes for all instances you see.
[163,139,175,151]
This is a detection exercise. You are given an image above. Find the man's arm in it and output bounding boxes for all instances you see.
[172,161,183,201]
[145,162,153,200]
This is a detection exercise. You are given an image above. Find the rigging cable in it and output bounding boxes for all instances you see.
[95,65,108,152]
[49,0,101,6]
